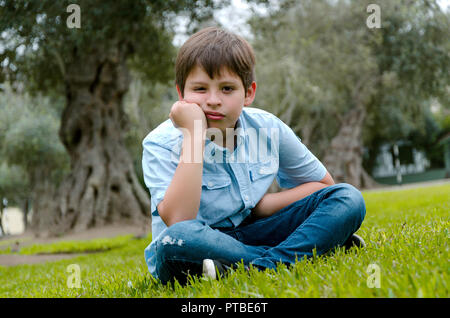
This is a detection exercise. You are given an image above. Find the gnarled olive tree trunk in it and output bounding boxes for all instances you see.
[322,106,377,189]
[49,44,150,235]
[28,168,59,235]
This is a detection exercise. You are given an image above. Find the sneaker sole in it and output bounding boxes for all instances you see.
[353,234,366,248]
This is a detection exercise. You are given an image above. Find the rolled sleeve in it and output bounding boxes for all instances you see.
[275,118,327,188]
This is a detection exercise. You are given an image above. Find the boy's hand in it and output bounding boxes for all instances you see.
[169,101,207,133]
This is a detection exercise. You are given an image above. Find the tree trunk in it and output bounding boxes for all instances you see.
[28,169,59,236]
[0,198,4,235]
[322,106,378,189]
[45,44,150,236]
[22,198,29,231]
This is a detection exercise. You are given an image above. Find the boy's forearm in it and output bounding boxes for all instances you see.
[159,129,205,227]
[252,182,330,218]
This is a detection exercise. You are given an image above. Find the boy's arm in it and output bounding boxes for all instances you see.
[251,171,335,219]
[158,128,205,227]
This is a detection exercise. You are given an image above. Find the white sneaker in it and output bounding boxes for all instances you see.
[343,233,366,249]
[202,258,247,279]
[202,259,217,279]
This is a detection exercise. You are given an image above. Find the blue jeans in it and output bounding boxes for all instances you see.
[154,183,366,284]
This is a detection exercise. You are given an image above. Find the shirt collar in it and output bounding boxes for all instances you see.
[205,112,246,157]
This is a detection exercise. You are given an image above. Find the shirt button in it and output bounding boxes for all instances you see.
[208,182,214,188]
[259,168,264,174]
[244,195,249,201]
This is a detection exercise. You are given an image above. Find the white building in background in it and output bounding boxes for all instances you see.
[1,207,25,235]
[372,142,430,178]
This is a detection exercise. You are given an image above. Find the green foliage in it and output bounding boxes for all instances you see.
[0,185,448,297]
[364,0,449,145]
[249,0,450,164]
[0,162,29,204]
[3,110,65,170]
[250,0,381,155]
[0,0,223,93]
[0,84,70,185]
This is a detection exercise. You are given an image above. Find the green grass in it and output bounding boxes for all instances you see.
[0,237,31,248]
[0,184,448,297]
[374,168,447,185]
[0,235,134,255]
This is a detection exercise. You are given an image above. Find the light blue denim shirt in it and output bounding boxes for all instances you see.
[142,106,327,279]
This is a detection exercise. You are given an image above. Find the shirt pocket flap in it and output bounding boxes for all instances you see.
[202,174,232,190]
[249,161,278,182]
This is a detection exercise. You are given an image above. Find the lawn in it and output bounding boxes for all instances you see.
[0,184,448,298]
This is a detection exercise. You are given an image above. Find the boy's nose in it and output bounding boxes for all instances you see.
[206,92,221,106]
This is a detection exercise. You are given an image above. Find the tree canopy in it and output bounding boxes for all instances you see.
[0,0,224,235]
[0,0,222,92]
[250,0,449,186]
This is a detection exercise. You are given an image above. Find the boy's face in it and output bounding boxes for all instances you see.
[177,65,256,136]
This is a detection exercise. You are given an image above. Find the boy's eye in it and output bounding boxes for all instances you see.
[193,87,205,92]
[222,86,234,93]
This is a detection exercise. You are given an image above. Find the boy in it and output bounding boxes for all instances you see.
[142,27,366,285]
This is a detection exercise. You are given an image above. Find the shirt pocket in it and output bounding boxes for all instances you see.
[197,174,234,224]
[202,174,232,190]
[249,160,278,182]
[199,173,233,223]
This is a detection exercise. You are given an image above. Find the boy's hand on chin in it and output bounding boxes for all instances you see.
[169,100,207,132]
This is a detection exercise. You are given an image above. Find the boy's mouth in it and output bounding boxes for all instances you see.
[205,111,225,120]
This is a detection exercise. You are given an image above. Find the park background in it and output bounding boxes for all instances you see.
[0,0,448,298]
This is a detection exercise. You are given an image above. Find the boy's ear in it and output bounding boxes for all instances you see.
[244,81,257,106]
[176,84,183,101]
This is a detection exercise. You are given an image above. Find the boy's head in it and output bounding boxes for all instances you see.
[175,26,256,99]
[175,27,257,139]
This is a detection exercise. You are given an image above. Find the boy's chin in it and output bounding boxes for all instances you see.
[206,121,222,129]
[206,123,231,135]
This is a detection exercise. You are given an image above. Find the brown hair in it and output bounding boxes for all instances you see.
[175,26,256,97]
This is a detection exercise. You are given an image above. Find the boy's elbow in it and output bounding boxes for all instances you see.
[320,171,335,186]
[157,201,176,227]
[157,200,197,227]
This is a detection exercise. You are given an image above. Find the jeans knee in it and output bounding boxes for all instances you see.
[155,219,205,261]
[334,183,366,226]
[165,219,205,237]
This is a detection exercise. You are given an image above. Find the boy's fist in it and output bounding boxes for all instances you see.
[169,101,207,132]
